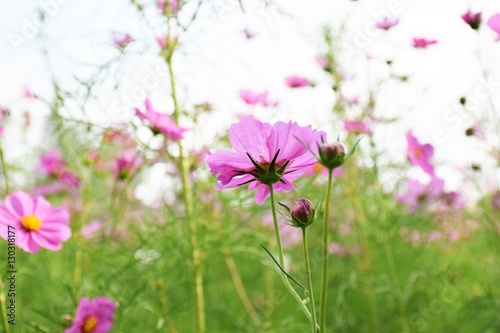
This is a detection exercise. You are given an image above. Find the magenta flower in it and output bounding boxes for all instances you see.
[461,10,482,30]
[0,192,71,253]
[284,75,313,88]
[65,297,116,333]
[396,177,444,212]
[0,126,4,137]
[111,32,133,49]
[375,17,399,30]
[239,89,278,107]
[406,131,435,175]
[36,150,65,177]
[412,37,438,48]
[156,35,168,50]
[343,119,371,135]
[207,117,325,204]
[113,149,143,180]
[135,99,187,140]
[487,13,500,40]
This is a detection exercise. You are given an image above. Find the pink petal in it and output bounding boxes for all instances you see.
[229,117,271,158]
[5,192,34,218]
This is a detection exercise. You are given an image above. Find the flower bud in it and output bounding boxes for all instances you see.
[318,142,345,170]
[290,198,315,228]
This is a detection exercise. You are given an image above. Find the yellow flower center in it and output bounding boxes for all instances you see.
[21,215,42,231]
[83,316,98,333]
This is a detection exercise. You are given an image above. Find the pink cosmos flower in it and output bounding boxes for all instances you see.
[412,37,438,48]
[396,177,444,212]
[65,297,116,333]
[239,89,278,107]
[284,75,312,88]
[375,17,399,30]
[135,99,187,140]
[0,192,71,253]
[113,149,143,180]
[0,126,4,137]
[487,13,500,40]
[406,131,435,175]
[207,117,325,204]
[343,119,371,135]
[111,32,133,49]
[461,10,482,30]
[36,150,65,177]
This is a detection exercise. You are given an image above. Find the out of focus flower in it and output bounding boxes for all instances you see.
[406,131,435,175]
[60,171,81,188]
[135,99,187,140]
[103,128,135,147]
[440,191,464,211]
[465,124,485,139]
[315,56,332,72]
[239,89,278,107]
[305,163,343,178]
[396,177,444,212]
[461,10,482,30]
[412,37,438,48]
[284,75,313,88]
[375,17,399,30]
[65,297,116,333]
[36,150,65,177]
[81,220,103,239]
[343,119,371,135]
[111,32,133,49]
[492,190,500,211]
[0,192,71,253]
[207,117,324,204]
[487,13,500,40]
[113,149,143,180]
[0,126,4,137]
[243,28,256,39]
[157,0,178,16]
[24,87,37,100]
[156,35,168,50]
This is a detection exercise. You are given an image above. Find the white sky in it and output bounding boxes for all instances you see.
[1,0,500,203]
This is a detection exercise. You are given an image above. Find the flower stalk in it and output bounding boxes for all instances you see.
[302,226,317,333]
[319,169,333,332]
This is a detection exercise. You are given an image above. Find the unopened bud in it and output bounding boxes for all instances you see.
[319,142,345,170]
[290,198,315,228]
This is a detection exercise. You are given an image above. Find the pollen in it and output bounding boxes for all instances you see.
[83,316,98,333]
[21,215,42,231]
[413,148,423,159]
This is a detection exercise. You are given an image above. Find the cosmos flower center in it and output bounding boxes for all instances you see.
[413,148,423,159]
[21,215,42,231]
[83,316,98,333]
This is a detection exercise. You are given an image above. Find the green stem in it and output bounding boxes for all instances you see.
[302,227,317,333]
[0,280,10,333]
[319,169,333,332]
[268,186,315,325]
[0,145,10,194]
[165,16,205,333]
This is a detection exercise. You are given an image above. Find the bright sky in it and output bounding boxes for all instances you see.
[1,0,499,203]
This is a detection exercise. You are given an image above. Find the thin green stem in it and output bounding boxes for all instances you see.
[0,280,10,333]
[268,186,315,325]
[165,15,205,333]
[319,169,333,332]
[302,227,317,333]
[0,146,10,194]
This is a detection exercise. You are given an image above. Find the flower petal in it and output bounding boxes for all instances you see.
[229,117,271,158]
